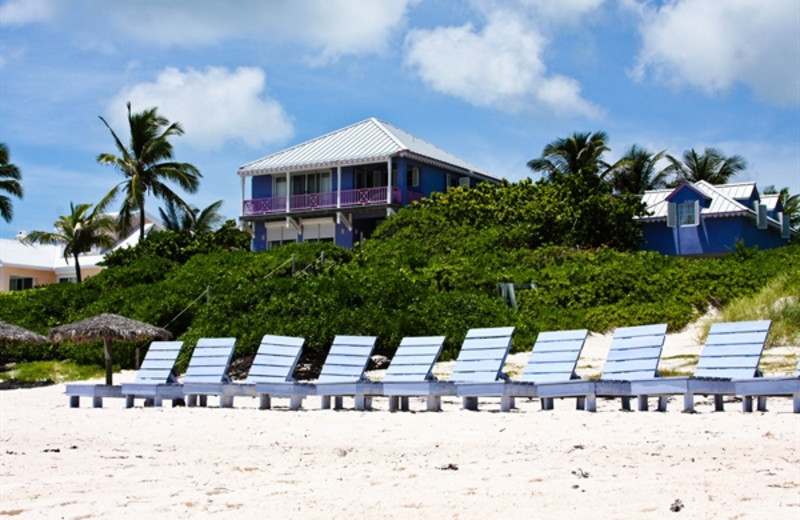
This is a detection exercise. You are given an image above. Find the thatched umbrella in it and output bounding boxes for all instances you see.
[49,313,171,385]
[0,321,48,346]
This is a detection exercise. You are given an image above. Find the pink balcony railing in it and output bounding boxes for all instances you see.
[243,187,403,217]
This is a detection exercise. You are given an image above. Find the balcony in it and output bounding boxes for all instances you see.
[243,187,406,217]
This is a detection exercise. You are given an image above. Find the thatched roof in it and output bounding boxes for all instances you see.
[0,321,48,346]
[48,313,171,344]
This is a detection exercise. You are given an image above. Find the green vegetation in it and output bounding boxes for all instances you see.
[0,142,23,223]
[0,360,104,385]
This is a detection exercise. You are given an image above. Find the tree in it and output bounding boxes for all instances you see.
[24,202,116,282]
[159,199,224,234]
[611,145,671,195]
[527,131,617,190]
[97,102,201,241]
[0,142,23,223]
[665,147,746,186]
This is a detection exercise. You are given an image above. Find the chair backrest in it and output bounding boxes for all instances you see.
[601,324,668,381]
[519,329,588,384]
[449,327,515,383]
[132,341,184,384]
[317,335,377,383]
[694,320,771,379]
[383,336,446,383]
[182,337,237,384]
[245,335,305,384]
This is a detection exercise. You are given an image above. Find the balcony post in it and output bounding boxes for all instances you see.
[285,172,290,212]
[337,166,341,209]
[387,158,392,204]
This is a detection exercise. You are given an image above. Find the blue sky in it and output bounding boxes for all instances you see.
[1,0,798,238]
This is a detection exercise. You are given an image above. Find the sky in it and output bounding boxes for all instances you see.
[1,0,799,238]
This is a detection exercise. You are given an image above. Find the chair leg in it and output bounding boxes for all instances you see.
[320,396,331,410]
[574,397,584,411]
[742,396,753,413]
[500,396,514,412]
[585,394,597,412]
[657,396,668,412]
[713,394,724,412]
[638,395,649,411]
[125,395,134,408]
[187,395,197,407]
[334,396,343,410]
[756,396,767,412]
[462,396,479,411]
[92,396,103,408]
[400,397,410,411]
[289,395,304,410]
[354,395,367,410]
[220,396,234,408]
[426,395,441,412]
[388,396,399,411]
[70,395,80,408]
[793,394,800,414]
[259,395,271,410]
[199,395,208,408]
[620,396,631,411]
[683,392,694,412]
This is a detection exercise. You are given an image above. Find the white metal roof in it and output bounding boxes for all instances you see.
[238,117,496,180]
[639,181,779,224]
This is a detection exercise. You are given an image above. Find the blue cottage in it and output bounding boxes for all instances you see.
[238,118,498,250]
[638,181,794,256]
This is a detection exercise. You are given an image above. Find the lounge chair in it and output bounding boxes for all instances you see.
[735,356,800,413]
[628,320,771,412]
[535,324,668,412]
[66,340,183,408]
[249,334,313,410]
[503,329,589,410]
[120,340,185,408]
[314,335,378,410]
[448,327,515,411]
[377,335,449,412]
[181,337,238,407]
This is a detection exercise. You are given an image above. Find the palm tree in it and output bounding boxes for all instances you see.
[159,199,224,234]
[97,102,201,241]
[24,202,116,282]
[0,142,23,223]
[665,147,747,186]
[610,145,672,195]
[527,131,620,192]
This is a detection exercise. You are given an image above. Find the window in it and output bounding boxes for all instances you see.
[678,201,698,227]
[9,276,34,291]
[290,171,331,195]
[406,167,420,187]
[274,176,287,197]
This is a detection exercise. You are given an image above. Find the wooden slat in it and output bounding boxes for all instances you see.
[614,323,669,338]
[398,336,446,346]
[536,329,589,342]
[334,335,378,346]
[455,346,510,362]
[461,337,513,350]
[605,345,663,362]
[261,334,305,347]
[532,339,586,353]
[466,327,515,338]
[708,320,770,334]
[138,359,178,370]
[706,333,769,346]
[256,344,303,357]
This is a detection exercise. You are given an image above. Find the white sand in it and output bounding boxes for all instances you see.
[2,326,799,519]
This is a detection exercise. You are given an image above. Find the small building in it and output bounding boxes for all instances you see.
[638,181,794,256]
[238,118,498,250]
[0,215,161,292]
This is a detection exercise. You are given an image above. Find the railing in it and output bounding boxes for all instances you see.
[243,187,403,216]
[407,190,425,204]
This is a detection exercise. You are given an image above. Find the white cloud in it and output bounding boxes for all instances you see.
[0,0,58,26]
[630,0,800,105]
[105,66,294,150]
[404,9,603,117]
[88,0,416,64]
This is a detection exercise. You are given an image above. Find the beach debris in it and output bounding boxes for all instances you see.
[43,448,60,453]
[572,468,590,479]
[368,354,390,370]
[439,463,459,471]
[670,499,684,512]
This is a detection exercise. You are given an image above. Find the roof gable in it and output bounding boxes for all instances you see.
[238,117,494,179]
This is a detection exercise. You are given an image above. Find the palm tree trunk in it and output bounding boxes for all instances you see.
[73,252,82,283]
[140,206,146,241]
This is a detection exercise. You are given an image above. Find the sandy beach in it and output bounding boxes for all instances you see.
[2,327,799,519]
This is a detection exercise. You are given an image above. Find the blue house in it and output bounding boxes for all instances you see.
[638,181,795,257]
[238,118,499,250]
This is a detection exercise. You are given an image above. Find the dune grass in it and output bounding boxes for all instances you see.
[0,361,104,385]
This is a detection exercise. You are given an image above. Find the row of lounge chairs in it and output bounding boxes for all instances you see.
[65,321,799,413]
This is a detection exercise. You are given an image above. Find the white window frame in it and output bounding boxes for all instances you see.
[678,201,699,227]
